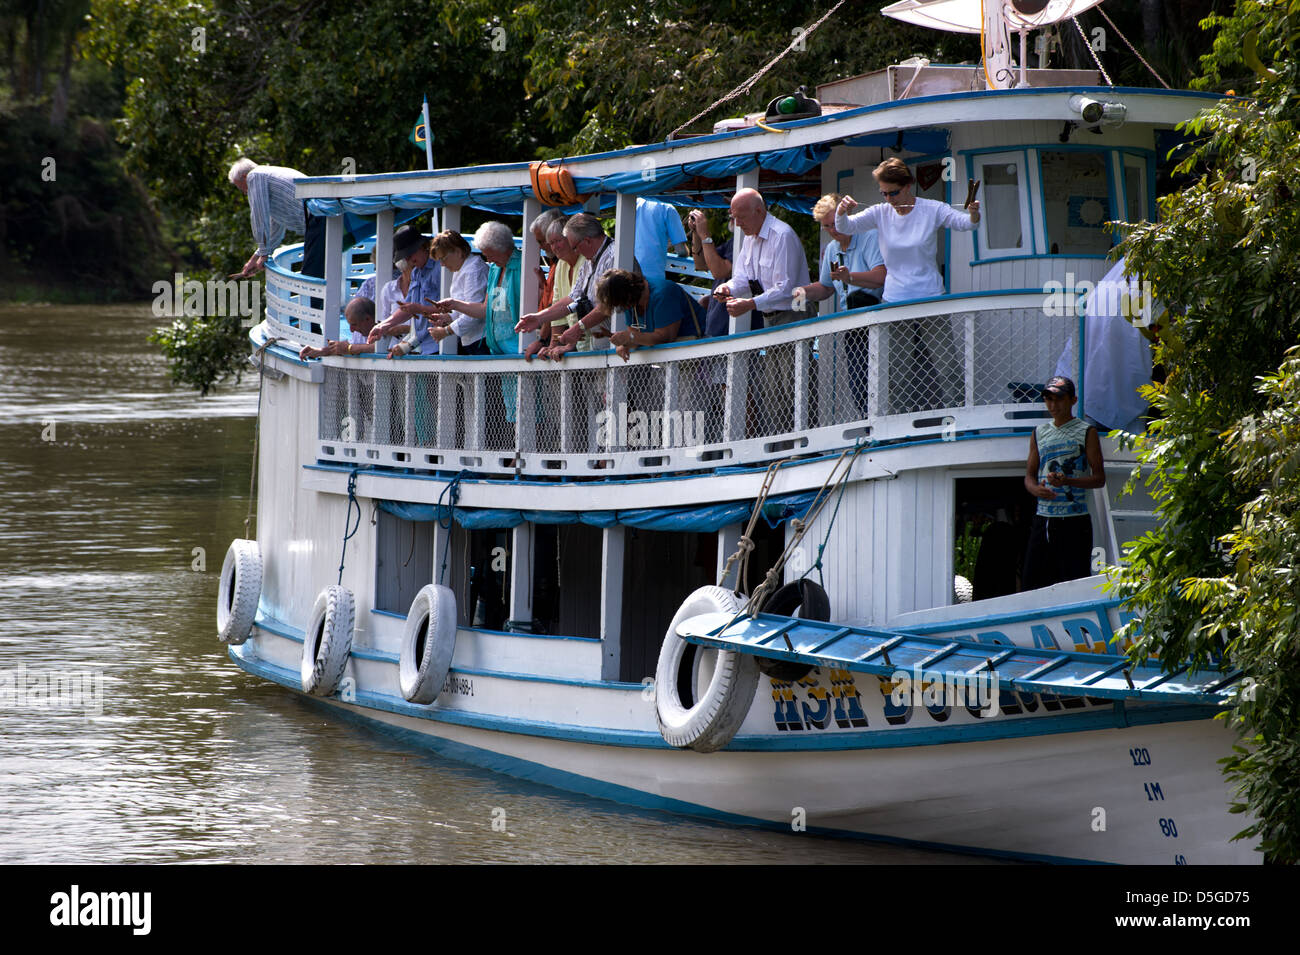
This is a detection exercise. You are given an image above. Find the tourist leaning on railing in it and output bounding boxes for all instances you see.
[530,209,564,310]
[368,225,442,344]
[600,269,698,362]
[299,297,389,359]
[533,218,590,361]
[432,221,520,355]
[518,213,630,357]
[391,230,489,356]
[431,221,522,427]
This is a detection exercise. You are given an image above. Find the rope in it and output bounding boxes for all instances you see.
[717,459,783,591]
[667,0,849,141]
[243,336,279,540]
[436,470,467,584]
[1095,5,1171,90]
[744,439,871,616]
[1071,16,1113,87]
[337,468,362,585]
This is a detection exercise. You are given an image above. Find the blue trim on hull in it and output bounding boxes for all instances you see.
[234,629,1216,753]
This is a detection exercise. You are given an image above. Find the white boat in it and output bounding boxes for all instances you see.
[218,1,1259,863]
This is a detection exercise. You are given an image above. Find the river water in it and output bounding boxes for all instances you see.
[0,303,989,864]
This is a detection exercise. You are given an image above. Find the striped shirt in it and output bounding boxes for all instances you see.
[246,165,308,256]
[1035,416,1094,518]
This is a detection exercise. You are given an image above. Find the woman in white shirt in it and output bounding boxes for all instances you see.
[834,158,981,411]
[834,157,979,303]
[393,230,490,355]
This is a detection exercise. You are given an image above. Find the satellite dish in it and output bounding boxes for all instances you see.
[881,0,1106,34]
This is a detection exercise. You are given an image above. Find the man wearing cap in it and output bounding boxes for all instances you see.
[1023,376,1106,589]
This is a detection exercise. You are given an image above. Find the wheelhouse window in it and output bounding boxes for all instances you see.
[972,151,1030,259]
[1122,153,1149,223]
[1040,150,1112,255]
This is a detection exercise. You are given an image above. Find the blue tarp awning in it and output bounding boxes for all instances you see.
[305,142,833,217]
[378,489,821,533]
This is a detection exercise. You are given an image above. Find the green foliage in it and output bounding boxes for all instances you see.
[0,103,172,297]
[518,1,966,152]
[953,522,982,583]
[1110,0,1300,861]
[148,312,248,396]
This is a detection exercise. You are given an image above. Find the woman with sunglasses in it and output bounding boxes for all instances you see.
[833,157,978,304]
[834,158,980,411]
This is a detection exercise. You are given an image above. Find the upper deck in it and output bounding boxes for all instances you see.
[258,79,1211,487]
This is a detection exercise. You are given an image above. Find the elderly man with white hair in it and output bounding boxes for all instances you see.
[712,187,810,328]
[227,157,324,281]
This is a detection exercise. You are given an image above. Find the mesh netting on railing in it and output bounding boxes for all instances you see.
[318,303,1076,474]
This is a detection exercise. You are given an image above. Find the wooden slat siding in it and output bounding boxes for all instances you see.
[930,467,953,611]
[374,509,434,615]
[446,523,470,627]
[795,479,875,624]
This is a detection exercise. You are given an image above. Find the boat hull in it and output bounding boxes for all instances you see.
[231,628,1256,865]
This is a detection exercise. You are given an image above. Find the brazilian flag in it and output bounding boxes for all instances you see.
[409,114,432,152]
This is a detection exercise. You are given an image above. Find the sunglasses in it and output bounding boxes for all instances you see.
[880,188,903,198]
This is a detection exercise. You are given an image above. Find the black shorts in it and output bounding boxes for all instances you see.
[1022,513,1093,590]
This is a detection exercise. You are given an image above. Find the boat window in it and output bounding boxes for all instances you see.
[972,151,1028,258]
[1107,466,1159,565]
[530,523,603,638]
[953,476,1036,602]
[374,510,434,614]
[1122,155,1148,223]
[1040,150,1113,255]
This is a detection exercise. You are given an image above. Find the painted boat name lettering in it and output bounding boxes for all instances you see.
[770,669,868,731]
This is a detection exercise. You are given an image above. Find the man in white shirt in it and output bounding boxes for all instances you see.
[713,188,810,329]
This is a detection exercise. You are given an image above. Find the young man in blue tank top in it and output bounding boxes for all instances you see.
[1022,376,1107,589]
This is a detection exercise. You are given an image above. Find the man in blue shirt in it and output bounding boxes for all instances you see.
[600,269,696,361]
[799,193,885,312]
[634,197,689,284]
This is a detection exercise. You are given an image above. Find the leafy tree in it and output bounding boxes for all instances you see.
[1111,0,1300,861]
[519,1,966,152]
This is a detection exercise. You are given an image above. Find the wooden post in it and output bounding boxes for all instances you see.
[600,526,626,681]
[373,209,394,320]
[717,523,745,590]
[611,192,637,336]
[439,205,461,356]
[509,523,533,628]
[323,214,344,339]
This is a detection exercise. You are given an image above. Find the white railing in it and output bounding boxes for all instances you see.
[264,242,379,349]
[312,292,1078,478]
